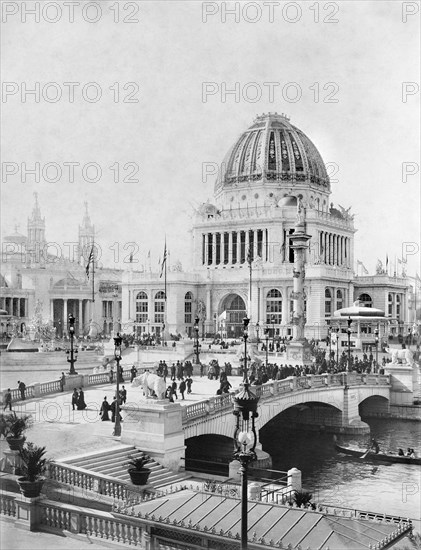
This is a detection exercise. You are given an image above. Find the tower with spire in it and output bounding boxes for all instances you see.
[27,192,47,264]
[78,202,95,265]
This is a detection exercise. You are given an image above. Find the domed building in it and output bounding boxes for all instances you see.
[122,113,413,344]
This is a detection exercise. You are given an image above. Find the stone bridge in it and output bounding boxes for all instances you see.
[121,373,391,471]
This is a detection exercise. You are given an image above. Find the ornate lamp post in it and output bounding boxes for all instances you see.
[374,328,379,373]
[113,333,122,437]
[327,325,332,368]
[66,313,78,375]
[233,317,260,550]
[255,321,260,343]
[194,315,200,364]
[161,323,165,344]
[347,317,352,372]
[264,328,269,369]
[336,326,340,367]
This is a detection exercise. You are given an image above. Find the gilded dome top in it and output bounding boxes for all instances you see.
[215,113,329,196]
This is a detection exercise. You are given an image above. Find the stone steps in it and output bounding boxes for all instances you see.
[60,445,191,491]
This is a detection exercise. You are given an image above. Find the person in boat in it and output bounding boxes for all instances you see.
[398,448,404,456]
[370,438,380,454]
[406,447,412,456]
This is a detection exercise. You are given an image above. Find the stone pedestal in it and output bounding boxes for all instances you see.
[384,364,416,405]
[285,340,313,366]
[121,401,185,471]
[0,449,23,475]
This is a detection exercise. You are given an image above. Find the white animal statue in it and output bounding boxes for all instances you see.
[386,348,415,368]
[132,371,166,400]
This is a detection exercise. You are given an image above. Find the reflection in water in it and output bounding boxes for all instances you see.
[260,418,421,529]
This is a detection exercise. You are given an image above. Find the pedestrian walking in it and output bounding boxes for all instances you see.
[3,389,12,411]
[17,380,26,400]
[71,389,78,410]
[130,365,138,382]
[99,397,110,421]
[110,396,122,423]
[59,372,66,392]
[77,388,87,410]
[120,385,127,404]
[179,379,186,400]
[186,377,193,394]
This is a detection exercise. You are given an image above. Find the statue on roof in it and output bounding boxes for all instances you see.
[296,196,305,224]
[338,204,354,221]
[376,259,385,274]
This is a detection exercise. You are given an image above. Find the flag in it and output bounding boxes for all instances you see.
[386,254,389,268]
[159,240,167,278]
[85,245,94,279]
[147,250,151,259]
[362,264,369,275]
[397,258,402,264]
[416,273,421,285]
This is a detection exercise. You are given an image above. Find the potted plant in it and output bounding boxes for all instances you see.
[1,412,33,450]
[17,442,48,498]
[126,454,152,485]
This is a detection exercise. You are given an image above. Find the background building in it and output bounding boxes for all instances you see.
[1,114,417,341]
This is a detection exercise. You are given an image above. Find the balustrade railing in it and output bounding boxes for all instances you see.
[40,380,61,394]
[39,499,144,545]
[49,462,143,502]
[0,492,17,517]
[182,373,391,424]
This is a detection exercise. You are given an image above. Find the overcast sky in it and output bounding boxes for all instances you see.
[1,0,420,276]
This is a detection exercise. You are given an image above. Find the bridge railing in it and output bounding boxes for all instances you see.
[181,373,390,424]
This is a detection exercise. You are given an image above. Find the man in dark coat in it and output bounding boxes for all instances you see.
[18,381,26,400]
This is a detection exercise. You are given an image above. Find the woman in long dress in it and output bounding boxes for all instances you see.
[77,388,87,410]
[99,397,110,421]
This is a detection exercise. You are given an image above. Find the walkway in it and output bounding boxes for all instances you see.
[0,375,243,461]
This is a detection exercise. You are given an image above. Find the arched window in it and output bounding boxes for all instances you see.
[185,291,193,324]
[388,293,393,316]
[359,293,372,308]
[336,290,343,310]
[154,291,165,324]
[266,289,282,325]
[136,292,148,324]
[325,288,332,315]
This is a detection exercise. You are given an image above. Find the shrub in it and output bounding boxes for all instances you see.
[19,443,48,482]
[293,490,313,508]
[1,412,33,439]
[127,454,152,471]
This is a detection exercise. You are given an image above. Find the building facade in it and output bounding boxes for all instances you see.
[1,114,416,341]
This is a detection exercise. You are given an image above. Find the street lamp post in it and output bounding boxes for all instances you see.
[327,326,332,368]
[347,317,352,372]
[256,322,260,343]
[374,328,379,373]
[233,317,260,550]
[113,333,122,437]
[66,313,78,375]
[264,328,269,370]
[336,327,340,368]
[194,315,200,365]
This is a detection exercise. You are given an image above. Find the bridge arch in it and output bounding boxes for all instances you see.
[359,394,390,418]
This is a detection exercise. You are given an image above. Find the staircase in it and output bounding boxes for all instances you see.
[60,445,191,490]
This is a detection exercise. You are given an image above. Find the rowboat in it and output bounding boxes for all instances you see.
[335,444,421,465]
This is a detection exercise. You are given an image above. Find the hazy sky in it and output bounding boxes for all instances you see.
[1,0,420,275]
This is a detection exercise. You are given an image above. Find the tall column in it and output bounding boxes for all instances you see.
[228,232,233,264]
[50,300,54,321]
[79,300,83,334]
[63,299,68,331]
[244,229,250,262]
[289,218,311,342]
[204,234,209,265]
[282,287,289,325]
[212,233,217,265]
[262,229,267,262]
[333,235,336,265]
[236,232,241,265]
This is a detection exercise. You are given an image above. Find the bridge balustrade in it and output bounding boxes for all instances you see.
[181,374,390,426]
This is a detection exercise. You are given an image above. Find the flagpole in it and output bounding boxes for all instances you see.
[92,250,95,302]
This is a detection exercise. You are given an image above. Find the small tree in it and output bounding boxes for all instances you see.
[19,443,48,482]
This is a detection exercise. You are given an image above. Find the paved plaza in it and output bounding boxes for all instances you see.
[0,375,243,461]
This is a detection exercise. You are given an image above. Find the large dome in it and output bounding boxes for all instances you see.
[215,113,329,196]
